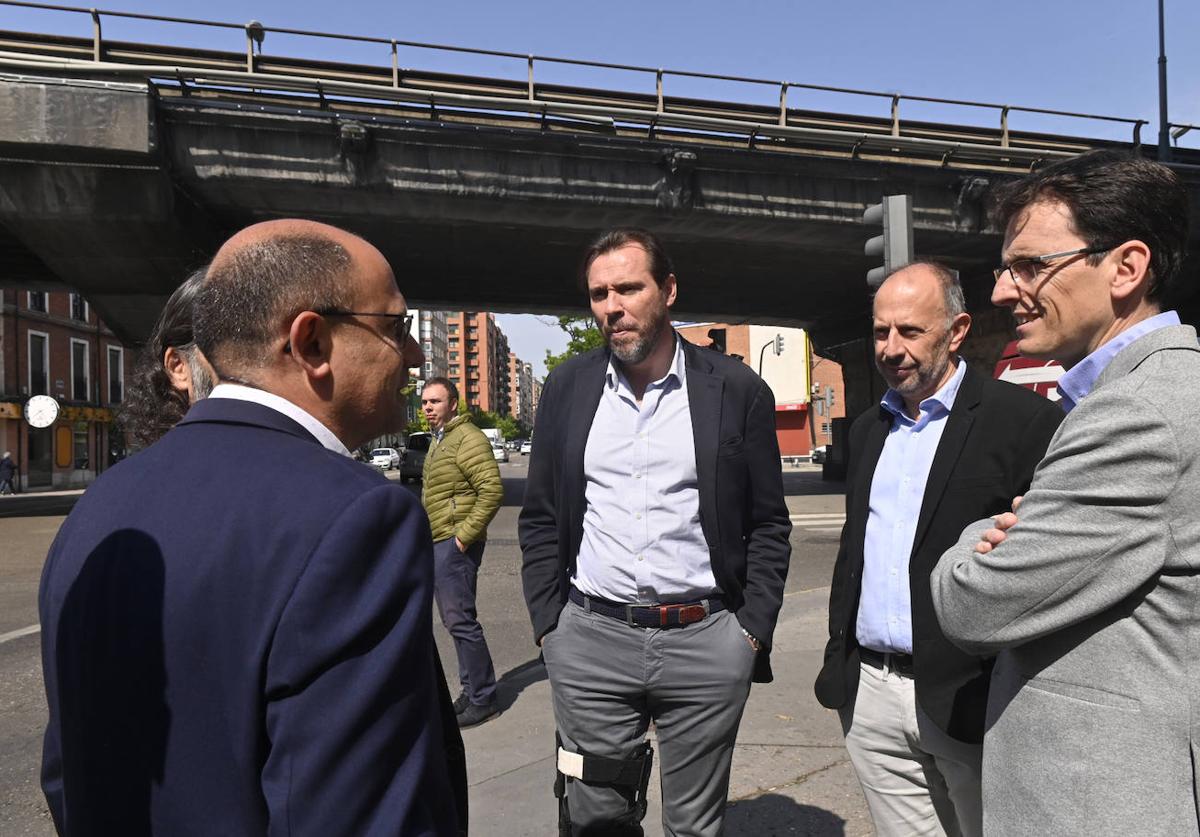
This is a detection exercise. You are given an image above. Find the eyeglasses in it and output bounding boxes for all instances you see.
[313,308,414,345]
[993,246,1111,286]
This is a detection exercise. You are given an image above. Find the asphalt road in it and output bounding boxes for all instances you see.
[0,458,860,836]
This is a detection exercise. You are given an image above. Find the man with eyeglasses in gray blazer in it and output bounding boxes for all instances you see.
[932,150,1200,836]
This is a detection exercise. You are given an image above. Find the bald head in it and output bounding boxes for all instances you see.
[876,262,965,327]
[195,220,381,375]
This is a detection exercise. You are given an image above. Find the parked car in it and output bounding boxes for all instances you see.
[370,447,400,470]
[810,445,828,464]
[492,443,509,464]
[520,440,533,455]
[401,433,431,482]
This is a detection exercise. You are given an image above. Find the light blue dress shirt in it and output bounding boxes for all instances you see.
[1057,311,1182,414]
[574,336,718,604]
[856,360,967,655]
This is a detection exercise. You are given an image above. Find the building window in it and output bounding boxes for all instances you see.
[448,323,458,334]
[70,293,88,322]
[70,339,89,401]
[28,331,49,395]
[449,365,460,375]
[27,291,47,313]
[74,428,89,469]
[107,346,124,404]
[821,422,832,435]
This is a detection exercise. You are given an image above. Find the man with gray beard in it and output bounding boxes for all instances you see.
[520,228,791,836]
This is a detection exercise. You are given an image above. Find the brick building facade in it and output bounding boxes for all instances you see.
[446,312,511,415]
[1,290,134,490]
[676,322,845,457]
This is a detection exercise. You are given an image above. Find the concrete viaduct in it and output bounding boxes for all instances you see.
[2,18,1198,417]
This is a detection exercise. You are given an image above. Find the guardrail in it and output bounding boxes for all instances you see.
[0,0,1150,158]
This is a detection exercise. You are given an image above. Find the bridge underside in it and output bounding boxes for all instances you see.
[2,72,1199,369]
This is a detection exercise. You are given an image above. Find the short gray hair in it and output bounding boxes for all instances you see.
[194,233,354,373]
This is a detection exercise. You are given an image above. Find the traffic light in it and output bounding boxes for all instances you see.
[773,334,785,355]
[863,194,914,288]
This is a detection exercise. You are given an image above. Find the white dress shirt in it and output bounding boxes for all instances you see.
[573,336,718,604]
[208,384,351,457]
[856,360,966,654]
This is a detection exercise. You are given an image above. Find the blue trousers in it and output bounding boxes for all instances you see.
[433,537,497,706]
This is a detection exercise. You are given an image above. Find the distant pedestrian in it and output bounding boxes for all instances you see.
[39,219,463,835]
[814,262,1061,836]
[421,376,504,728]
[932,150,1200,835]
[520,227,791,835]
[0,451,16,495]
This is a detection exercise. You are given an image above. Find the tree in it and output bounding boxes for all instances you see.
[544,315,604,374]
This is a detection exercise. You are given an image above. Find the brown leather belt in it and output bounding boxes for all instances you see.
[859,647,915,677]
[568,587,725,629]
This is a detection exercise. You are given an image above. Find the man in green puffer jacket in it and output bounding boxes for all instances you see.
[420,376,504,728]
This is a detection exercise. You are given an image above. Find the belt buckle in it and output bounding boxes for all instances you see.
[658,600,710,627]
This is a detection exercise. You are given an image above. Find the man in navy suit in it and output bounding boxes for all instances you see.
[39,220,463,835]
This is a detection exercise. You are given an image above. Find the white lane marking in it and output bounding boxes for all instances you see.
[0,624,40,644]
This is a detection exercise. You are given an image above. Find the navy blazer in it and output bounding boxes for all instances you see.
[519,338,792,683]
[39,397,461,835]
[814,366,1062,742]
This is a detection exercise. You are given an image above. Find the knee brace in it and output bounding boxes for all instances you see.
[554,733,654,836]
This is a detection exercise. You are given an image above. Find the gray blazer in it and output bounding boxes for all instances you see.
[931,324,1200,836]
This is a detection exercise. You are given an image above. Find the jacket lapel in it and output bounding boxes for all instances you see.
[683,342,723,550]
[911,365,981,554]
[564,351,609,560]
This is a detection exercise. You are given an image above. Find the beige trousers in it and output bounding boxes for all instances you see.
[839,659,983,837]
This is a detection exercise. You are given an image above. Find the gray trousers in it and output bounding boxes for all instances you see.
[541,599,756,837]
[433,537,497,706]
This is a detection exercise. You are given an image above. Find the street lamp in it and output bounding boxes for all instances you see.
[1158,0,1170,162]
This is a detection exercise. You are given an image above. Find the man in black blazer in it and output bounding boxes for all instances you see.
[39,220,464,835]
[520,228,791,835]
[814,262,1061,836]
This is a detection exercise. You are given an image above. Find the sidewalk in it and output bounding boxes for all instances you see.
[459,585,872,836]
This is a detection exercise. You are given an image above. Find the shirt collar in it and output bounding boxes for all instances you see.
[605,332,687,395]
[208,383,351,457]
[880,358,967,425]
[1057,310,1181,413]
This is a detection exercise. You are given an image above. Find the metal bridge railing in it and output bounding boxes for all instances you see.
[0,0,1149,152]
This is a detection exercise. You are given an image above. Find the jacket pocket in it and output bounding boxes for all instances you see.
[1021,675,1140,710]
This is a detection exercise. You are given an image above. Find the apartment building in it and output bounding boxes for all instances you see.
[507,353,535,428]
[446,312,511,415]
[0,289,134,490]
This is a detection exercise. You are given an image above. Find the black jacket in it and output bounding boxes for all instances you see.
[814,365,1063,742]
[519,338,792,682]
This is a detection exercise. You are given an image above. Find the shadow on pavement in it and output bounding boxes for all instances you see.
[494,657,547,712]
[782,471,845,497]
[0,494,81,518]
[725,793,847,836]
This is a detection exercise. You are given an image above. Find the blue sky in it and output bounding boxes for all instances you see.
[5,0,1197,374]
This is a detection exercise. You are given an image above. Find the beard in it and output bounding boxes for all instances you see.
[878,332,953,400]
[604,309,668,365]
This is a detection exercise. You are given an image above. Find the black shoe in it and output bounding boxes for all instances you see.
[456,700,500,729]
[452,690,470,715]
